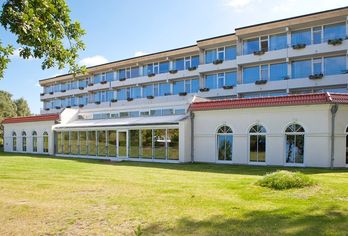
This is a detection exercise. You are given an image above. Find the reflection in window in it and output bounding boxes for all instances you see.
[291,60,311,79]
[88,131,96,156]
[141,129,153,159]
[70,131,78,155]
[249,125,266,162]
[270,63,287,81]
[323,22,346,42]
[324,56,346,76]
[269,33,287,51]
[243,66,259,84]
[97,131,106,156]
[79,131,87,155]
[129,130,140,158]
[291,29,311,46]
[243,38,259,55]
[108,131,117,157]
[57,132,62,154]
[43,132,49,153]
[63,131,69,154]
[22,131,27,152]
[217,126,233,161]
[154,129,166,159]
[285,124,305,164]
[32,131,37,152]
[12,132,17,151]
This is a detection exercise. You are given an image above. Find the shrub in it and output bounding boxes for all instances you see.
[257,170,315,190]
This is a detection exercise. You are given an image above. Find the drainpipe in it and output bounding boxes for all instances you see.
[330,104,338,169]
[190,111,195,163]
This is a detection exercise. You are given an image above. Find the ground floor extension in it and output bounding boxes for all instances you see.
[3,93,348,167]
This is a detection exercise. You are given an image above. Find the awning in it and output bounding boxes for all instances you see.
[53,115,188,130]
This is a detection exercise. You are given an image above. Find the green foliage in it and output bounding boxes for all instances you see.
[0,91,31,145]
[0,0,86,79]
[257,170,315,190]
[134,225,143,236]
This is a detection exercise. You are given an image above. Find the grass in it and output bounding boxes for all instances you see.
[0,152,347,235]
[257,170,315,190]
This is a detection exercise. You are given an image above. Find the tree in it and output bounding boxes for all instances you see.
[14,97,31,116]
[0,91,31,146]
[0,0,86,79]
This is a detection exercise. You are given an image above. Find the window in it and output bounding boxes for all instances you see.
[88,131,96,156]
[79,131,87,155]
[313,26,322,44]
[129,130,140,158]
[261,65,269,80]
[249,125,266,163]
[285,124,305,164]
[108,131,117,157]
[154,129,166,159]
[145,63,159,75]
[12,132,17,151]
[106,71,114,82]
[218,48,225,60]
[43,132,49,153]
[313,58,323,75]
[291,59,311,79]
[143,84,154,97]
[205,74,217,89]
[243,38,259,55]
[323,22,346,42]
[243,66,259,84]
[159,83,171,96]
[167,129,179,160]
[217,126,233,161]
[32,131,37,152]
[97,131,106,156]
[94,74,102,84]
[291,29,311,45]
[70,131,78,155]
[174,58,185,71]
[173,81,185,94]
[131,67,140,78]
[346,127,348,164]
[324,56,346,76]
[63,131,69,154]
[118,69,126,80]
[159,61,169,74]
[260,36,268,52]
[141,129,153,159]
[129,87,141,99]
[270,63,288,81]
[22,131,27,152]
[225,46,236,60]
[270,33,287,50]
[117,88,127,100]
[57,132,62,154]
[205,49,217,64]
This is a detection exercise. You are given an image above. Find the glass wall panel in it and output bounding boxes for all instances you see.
[143,85,154,97]
[79,131,87,155]
[243,66,259,84]
[205,74,217,89]
[141,129,152,159]
[32,133,37,152]
[270,63,287,81]
[217,135,233,161]
[63,131,70,154]
[291,29,311,45]
[191,79,199,93]
[291,60,311,79]
[323,22,346,42]
[270,33,287,51]
[249,135,258,162]
[225,46,236,60]
[168,129,179,160]
[43,133,48,153]
[154,129,166,159]
[12,134,17,152]
[129,130,140,158]
[173,81,185,95]
[97,131,106,156]
[225,72,237,86]
[57,132,62,154]
[117,88,127,100]
[205,49,217,64]
[159,62,169,74]
[118,131,127,157]
[108,131,117,157]
[324,56,346,75]
[191,56,199,67]
[286,135,304,164]
[175,58,185,71]
[131,67,140,78]
[70,131,79,155]
[243,38,259,55]
[159,83,170,96]
[88,131,96,156]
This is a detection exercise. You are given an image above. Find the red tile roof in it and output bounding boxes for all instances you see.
[2,114,60,124]
[190,93,348,111]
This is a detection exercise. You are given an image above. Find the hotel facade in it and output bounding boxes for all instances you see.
[3,7,348,167]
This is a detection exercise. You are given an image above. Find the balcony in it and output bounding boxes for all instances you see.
[237,49,287,65]
[198,60,237,74]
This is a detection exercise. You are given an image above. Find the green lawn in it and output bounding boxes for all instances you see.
[0,152,347,235]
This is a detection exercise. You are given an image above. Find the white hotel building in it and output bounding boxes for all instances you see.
[3,7,348,167]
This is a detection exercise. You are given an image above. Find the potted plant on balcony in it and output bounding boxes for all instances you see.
[100,80,108,84]
[111,99,117,103]
[49,91,54,95]
[66,105,71,108]
[127,97,133,101]
[255,79,268,85]
[95,101,101,105]
[328,38,343,46]
[341,69,348,74]
[169,69,178,74]
[79,86,85,90]
[40,93,45,96]
[253,50,266,56]
[147,73,156,77]
[199,88,210,92]
[188,66,197,71]
[213,59,223,65]
[223,85,234,89]
[292,43,306,49]
[60,89,66,93]
[147,95,154,99]
[178,92,187,96]
[55,106,61,109]
[119,77,126,81]
[308,73,323,80]
[79,104,84,108]
[283,75,290,80]
[44,108,50,111]
[164,92,172,96]
[88,82,94,86]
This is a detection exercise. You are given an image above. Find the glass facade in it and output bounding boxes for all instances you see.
[129,130,140,158]
[269,33,287,51]
[243,38,259,55]
[291,29,311,45]
[249,125,266,163]
[323,22,346,42]
[154,129,166,159]
[243,66,259,84]
[291,60,311,79]
[324,56,346,75]
[270,63,288,81]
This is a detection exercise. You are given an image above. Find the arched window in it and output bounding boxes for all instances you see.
[285,124,305,164]
[12,132,17,151]
[32,131,38,152]
[345,127,348,165]
[43,132,49,153]
[217,126,233,161]
[249,124,266,163]
[22,131,27,152]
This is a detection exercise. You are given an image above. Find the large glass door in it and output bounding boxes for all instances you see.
[118,131,128,158]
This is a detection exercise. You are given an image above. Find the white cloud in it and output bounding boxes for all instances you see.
[79,55,109,67]
[134,51,147,57]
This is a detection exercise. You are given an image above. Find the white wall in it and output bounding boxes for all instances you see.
[193,104,348,167]
[3,120,56,155]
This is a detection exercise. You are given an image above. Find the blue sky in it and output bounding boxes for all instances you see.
[0,0,346,114]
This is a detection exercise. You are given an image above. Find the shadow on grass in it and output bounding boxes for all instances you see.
[0,150,347,176]
[142,206,347,235]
